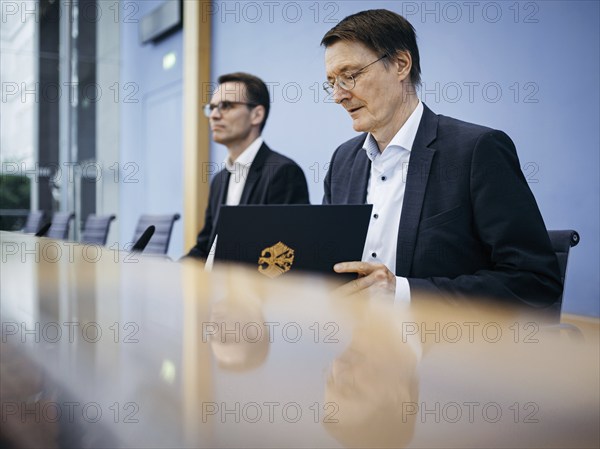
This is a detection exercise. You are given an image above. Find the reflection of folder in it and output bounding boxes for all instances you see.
[215,205,372,277]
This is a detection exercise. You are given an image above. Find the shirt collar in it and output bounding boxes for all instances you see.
[363,101,424,162]
[224,136,264,173]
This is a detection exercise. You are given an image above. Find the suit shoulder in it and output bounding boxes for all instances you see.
[435,114,513,151]
[437,114,495,135]
[437,114,511,139]
[262,147,303,169]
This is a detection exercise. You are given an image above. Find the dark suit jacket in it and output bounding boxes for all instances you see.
[187,143,309,259]
[323,104,561,306]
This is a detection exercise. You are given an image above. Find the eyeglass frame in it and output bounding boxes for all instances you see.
[322,54,388,95]
[203,101,258,118]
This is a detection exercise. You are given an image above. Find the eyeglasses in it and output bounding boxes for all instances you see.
[203,101,257,117]
[323,54,388,95]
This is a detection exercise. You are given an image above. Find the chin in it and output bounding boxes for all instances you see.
[352,121,368,133]
[351,113,375,132]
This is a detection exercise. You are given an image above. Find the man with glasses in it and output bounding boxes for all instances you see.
[321,10,561,306]
[186,72,309,260]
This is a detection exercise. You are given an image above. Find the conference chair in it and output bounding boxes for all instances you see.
[22,210,46,234]
[131,214,180,255]
[548,229,580,306]
[45,212,75,240]
[545,230,581,339]
[80,214,116,245]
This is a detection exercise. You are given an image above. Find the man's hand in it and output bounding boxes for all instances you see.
[333,261,396,297]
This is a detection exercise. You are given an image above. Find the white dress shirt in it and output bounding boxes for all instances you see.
[361,101,424,302]
[224,137,263,206]
[205,137,263,270]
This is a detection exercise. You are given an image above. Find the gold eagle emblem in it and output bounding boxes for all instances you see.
[258,241,295,278]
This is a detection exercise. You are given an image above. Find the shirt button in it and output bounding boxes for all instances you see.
[373,213,379,219]
[381,176,387,181]
[371,252,377,258]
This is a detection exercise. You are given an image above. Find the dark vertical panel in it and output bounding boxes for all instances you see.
[38,0,60,214]
[78,0,98,228]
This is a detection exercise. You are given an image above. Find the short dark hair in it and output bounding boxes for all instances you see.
[321,9,421,86]
[217,72,270,132]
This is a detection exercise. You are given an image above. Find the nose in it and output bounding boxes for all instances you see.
[332,84,351,104]
[209,106,222,119]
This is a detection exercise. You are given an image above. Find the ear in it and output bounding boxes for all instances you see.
[250,105,265,128]
[393,50,412,82]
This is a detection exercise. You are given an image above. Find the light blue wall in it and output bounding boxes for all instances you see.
[210,1,599,316]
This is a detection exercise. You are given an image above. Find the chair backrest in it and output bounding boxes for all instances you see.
[547,230,580,310]
[548,230,580,284]
[23,210,46,234]
[81,214,116,245]
[46,212,75,240]
[132,214,180,254]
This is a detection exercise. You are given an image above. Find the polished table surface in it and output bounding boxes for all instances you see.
[1,231,599,448]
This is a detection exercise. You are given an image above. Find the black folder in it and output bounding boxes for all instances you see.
[214,205,372,277]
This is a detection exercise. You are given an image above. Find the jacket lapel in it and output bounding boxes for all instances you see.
[240,143,270,204]
[395,105,438,276]
[346,135,370,204]
[209,170,231,251]
[217,171,230,205]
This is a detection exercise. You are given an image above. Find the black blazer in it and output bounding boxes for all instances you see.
[187,143,309,259]
[323,104,561,306]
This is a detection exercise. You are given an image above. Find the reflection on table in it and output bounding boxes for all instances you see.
[1,231,598,448]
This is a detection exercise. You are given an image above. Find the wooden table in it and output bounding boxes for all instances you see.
[1,231,598,448]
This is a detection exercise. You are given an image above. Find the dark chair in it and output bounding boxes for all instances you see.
[548,230,580,297]
[46,212,75,240]
[132,214,180,255]
[81,214,116,245]
[547,230,580,315]
[543,230,582,337]
[22,210,46,234]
